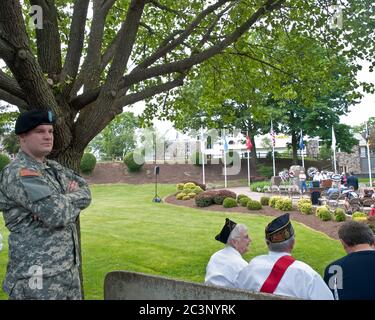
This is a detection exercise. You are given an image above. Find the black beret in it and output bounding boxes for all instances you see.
[215,218,237,244]
[265,213,294,243]
[15,110,56,135]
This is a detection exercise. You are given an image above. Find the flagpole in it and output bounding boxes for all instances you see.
[332,126,337,174]
[271,119,276,177]
[366,122,373,187]
[247,131,251,187]
[201,126,206,185]
[223,130,227,188]
[300,130,305,169]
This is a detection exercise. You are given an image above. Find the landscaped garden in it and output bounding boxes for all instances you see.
[0,183,345,300]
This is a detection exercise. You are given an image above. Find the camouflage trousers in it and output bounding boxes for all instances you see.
[8,265,82,300]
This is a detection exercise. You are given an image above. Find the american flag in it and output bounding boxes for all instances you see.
[270,124,276,147]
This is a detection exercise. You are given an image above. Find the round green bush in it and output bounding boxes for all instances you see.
[176,192,186,200]
[223,197,238,208]
[182,196,191,200]
[333,208,346,222]
[80,152,97,174]
[187,192,196,199]
[275,198,292,211]
[297,198,312,212]
[247,200,262,210]
[213,190,237,205]
[352,212,367,218]
[192,186,204,194]
[299,203,313,215]
[176,183,184,191]
[184,182,196,189]
[269,196,283,208]
[0,153,11,171]
[238,197,250,207]
[123,152,144,172]
[260,196,270,206]
[316,206,332,221]
[237,194,249,201]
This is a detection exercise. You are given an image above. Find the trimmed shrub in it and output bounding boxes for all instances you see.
[187,192,197,199]
[195,191,216,207]
[275,198,292,211]
[182,196,191,200]
[123,152,144,172]
[297,198,312,211]
[183,182,196,189]
[80,152,97,174]
[333,208,346,222]
[176,183,184,191]
[181,180,206,190]
[247,200,262,210]
[299,203,313,215]
[176,192,186,200]
[316,206,332,221]
[223,197,238,208]
[352,212,367,218]
[213,190,237,205]
[192,186,204,194]
[237,194,249,201]
[352,216,368,222]
[269,196,283,208]
[0,153,11,171]
[260,196,270,206]
[238,197,250,207]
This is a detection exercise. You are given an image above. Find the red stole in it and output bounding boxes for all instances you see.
[260,255,295,294]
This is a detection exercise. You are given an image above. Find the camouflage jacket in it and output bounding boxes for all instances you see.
[0,151,91,294]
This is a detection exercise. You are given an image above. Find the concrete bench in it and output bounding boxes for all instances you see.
[104,271,295,300]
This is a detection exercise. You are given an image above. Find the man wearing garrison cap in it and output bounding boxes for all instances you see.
[205,218,251,288]
[0,110,91,300]
[235,213,333,300]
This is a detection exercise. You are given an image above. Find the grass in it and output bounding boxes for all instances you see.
[0,183,345,300]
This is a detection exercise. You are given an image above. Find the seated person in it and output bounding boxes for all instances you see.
[327,186,339,199]
[342,186,359,200]
[235,213,333,300]
[324,221,375,300]
[205,218,251,288]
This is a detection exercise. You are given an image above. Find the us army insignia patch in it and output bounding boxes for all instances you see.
[19,168,40,177]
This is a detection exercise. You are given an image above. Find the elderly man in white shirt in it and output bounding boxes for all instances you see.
[235,213,333,300]
[205,218,251,288]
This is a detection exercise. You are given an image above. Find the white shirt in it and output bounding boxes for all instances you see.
[205,246,248,288]
[235,251,333,300]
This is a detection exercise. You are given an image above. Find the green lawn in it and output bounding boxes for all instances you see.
[0,183,345,300]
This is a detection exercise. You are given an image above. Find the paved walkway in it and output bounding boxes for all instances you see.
[226,187,264,201]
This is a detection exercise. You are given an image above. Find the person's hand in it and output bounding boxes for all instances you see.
[67,180,79,193]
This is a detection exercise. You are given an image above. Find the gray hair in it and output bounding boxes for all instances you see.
[338,221,374,246]
[266,235,295,252]
[227,224,248,245]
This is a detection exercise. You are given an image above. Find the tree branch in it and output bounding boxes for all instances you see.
[149,0,183,15]
[70,0,286,110]
[0,70,26,100]
[60,0,90,90]
[0,88,27,108]
[102,0,146,89]
[30,0,62,75]
[113,75,185,110]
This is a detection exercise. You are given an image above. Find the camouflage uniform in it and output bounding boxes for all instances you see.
[0,151,91,300]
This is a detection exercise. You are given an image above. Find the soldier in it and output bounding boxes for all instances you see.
[0,110,91,300]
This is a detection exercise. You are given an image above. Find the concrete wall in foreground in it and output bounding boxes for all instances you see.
[104,271,295,300]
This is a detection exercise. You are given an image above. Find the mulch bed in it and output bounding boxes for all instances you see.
[164,195,342,240]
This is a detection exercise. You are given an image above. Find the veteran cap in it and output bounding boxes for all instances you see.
[15,110,56,135]
[265,213,294,243]
[215,218,237,244]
